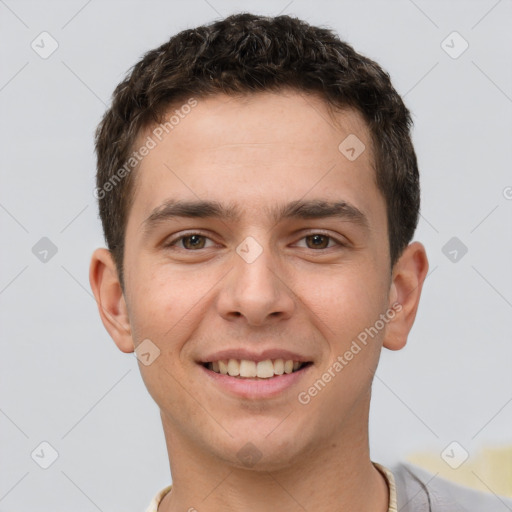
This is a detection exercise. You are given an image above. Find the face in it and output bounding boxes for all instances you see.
[117,91,398,469]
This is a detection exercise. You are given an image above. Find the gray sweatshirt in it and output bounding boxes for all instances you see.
[393,463,512,511]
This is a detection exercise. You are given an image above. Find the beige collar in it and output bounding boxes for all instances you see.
[146,462,397,512]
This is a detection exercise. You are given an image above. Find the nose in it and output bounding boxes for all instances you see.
[216,240,296,327]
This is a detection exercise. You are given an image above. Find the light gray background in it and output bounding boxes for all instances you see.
[1,0,511,510]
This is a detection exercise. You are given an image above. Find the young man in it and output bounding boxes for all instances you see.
[89,13,510,512]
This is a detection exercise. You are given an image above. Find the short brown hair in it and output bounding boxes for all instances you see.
[95,13,420,289]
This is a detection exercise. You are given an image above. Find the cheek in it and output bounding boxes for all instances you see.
[127,259,212,343]
[293,271,387,434]
[126,264,213,411]
[294,262,388,348]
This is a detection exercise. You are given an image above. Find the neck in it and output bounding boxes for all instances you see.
[158,405,389,512]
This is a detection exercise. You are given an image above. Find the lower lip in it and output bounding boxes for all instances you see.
[199,364,312,400]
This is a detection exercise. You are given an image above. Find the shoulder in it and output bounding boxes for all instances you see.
[390,462,512,512]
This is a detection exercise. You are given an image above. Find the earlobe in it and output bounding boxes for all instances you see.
[89,248,134,353]
[383,242,429,351]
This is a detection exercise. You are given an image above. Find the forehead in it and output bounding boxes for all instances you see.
[128,91,383,228]
[139,91,374,165]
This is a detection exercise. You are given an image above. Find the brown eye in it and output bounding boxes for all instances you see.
[181,234,207,249]
[163,232,217,253]
[305,234,330,249]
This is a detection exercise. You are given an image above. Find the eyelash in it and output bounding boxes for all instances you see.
[164,231,346,251]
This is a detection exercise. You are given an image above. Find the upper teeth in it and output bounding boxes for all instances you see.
[208,359,302,378]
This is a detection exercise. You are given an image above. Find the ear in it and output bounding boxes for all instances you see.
[383,242,429,351]
[89,248,134,353]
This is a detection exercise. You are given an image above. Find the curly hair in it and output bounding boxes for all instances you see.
[95,13,419,289]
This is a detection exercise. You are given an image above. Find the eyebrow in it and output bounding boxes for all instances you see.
[141,198,369,236]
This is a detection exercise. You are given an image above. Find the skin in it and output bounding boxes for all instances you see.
[90,90,428,512]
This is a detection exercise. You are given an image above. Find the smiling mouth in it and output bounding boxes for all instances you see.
[202,359,312,379]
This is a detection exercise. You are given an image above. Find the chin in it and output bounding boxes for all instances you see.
[211,428,311,473]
